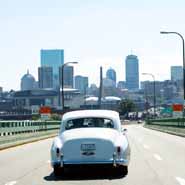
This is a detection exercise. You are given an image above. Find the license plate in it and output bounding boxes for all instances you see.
[81,144,96,151]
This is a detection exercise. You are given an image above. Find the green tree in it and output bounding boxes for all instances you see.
[118,99,136,116]
[50,114,61,121]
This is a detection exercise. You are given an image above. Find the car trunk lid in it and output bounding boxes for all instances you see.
[61,128,119,163]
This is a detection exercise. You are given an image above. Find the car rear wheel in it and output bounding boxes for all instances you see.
[53,165,63,176]
[120,166,128,175]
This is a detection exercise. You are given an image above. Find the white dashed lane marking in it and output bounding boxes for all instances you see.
[5,181,17,185]
[176,177,185,185]
[143,144,150,149]
[153,154,162,161]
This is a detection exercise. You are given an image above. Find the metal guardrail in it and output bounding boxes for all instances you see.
[146,118,185,127]
[0,120,61,136]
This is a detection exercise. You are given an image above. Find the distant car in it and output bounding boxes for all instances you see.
[50,110,130,176]
[137,120,142,124]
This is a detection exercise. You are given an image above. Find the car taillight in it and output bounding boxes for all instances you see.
[117,146,121,154]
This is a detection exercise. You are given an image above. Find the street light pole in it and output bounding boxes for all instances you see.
[142,73,156,117]
[98,66,103,109]
[160,31,185,100]
[60,62,78,111]
[144,82,149,116]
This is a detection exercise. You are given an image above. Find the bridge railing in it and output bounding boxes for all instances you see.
[145,118,185,127]
[0,120,61,136]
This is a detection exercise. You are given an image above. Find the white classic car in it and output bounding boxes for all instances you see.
[51,110,130,176]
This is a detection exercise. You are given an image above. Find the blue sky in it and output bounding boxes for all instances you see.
[0,0,185,90]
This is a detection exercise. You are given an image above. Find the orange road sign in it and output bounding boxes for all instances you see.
[39,106,51,114]
[172,104,183,112]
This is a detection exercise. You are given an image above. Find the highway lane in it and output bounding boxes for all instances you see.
[0,124,185,185]
[128,124,185,185]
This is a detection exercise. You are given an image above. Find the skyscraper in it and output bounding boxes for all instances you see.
[59,66,74,88]
[171,66,183,81]
[125,55,139,90]
[83,77,89,92]
[75,75,89,94]
[40,49,64,88]
[106,68,116,83]
[38,66,53,88]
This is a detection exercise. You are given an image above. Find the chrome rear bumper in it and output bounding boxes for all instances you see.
[52,158,129,167]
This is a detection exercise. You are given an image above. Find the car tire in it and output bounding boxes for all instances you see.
[117,166,128,176]
[53,165,63,176]
[121,166,128,175]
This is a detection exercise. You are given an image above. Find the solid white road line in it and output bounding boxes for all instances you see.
[153,154,162,161]
[5,181,17,185]
[176,177,185,185]
[143,144,150,149]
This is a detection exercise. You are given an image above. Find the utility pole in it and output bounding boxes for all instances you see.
[98,66,103,109]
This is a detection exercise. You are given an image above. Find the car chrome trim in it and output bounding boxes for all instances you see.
[62,159,129,165]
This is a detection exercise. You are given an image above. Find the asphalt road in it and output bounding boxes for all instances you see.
[0,124,185,185]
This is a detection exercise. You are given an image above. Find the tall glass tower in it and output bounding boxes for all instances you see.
[106,68,116,83]
[125,55,139,90]
[41,49,64,88]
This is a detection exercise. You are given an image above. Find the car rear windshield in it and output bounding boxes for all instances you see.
[65,118,114,130]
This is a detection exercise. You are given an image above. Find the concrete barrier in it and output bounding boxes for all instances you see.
[144,118,185,137]
[145,118,185,127]
[0,120,60,136]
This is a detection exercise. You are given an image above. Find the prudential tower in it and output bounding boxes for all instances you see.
[125,55,139,90]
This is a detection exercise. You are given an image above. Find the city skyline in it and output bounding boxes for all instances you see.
[0,0,185,90]
[18,61,183,91]
[1,54,184,92]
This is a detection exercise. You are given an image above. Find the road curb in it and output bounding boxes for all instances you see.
[144,125,185,138]
[0,133,57,151]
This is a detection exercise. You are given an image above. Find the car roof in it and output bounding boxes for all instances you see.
[62,110,120,121]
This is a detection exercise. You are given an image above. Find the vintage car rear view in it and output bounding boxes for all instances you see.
[51,110,130,176]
